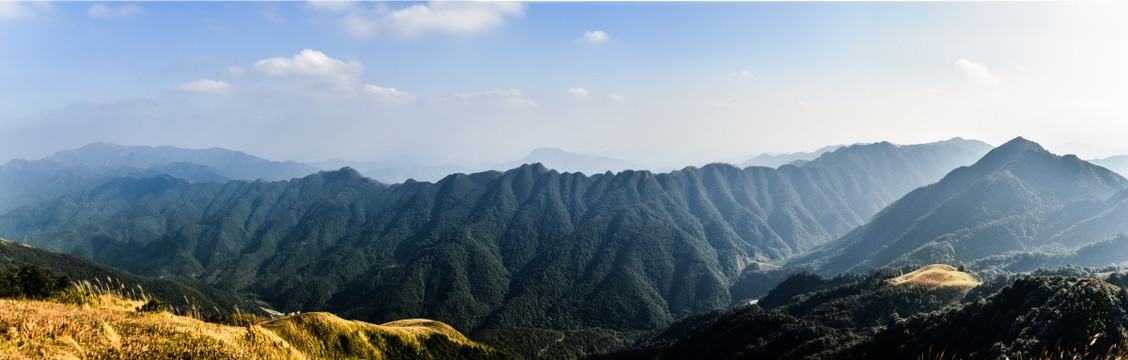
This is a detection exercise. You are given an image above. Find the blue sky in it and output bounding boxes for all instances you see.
[2,1,1127,165]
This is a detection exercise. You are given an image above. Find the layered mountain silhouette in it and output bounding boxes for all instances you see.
[0,142,319,213]
[1091,155,1128,178]
[321,147,639,184]
[740,145,842,168]
[795,137,1128,275]
[0,139,988,338]
[496,147,638,175]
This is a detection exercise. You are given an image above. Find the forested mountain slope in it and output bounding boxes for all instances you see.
[795,137,1128,275]
[0,139,988,336]
[602,267,1128,360]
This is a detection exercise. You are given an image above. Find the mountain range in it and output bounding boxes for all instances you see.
[739,145,843,168]
[1090,155,1128,179]
[319,147,642,184]
[795,137,1128,275]
[15,136,1128,358]
[0,142,320,213]
[0,138,990,352]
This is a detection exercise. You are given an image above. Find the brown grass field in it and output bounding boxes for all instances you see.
[0,294,499,359]
[888,264,981,289]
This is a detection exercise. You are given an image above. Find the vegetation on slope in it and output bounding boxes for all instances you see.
[886,264,980,288]
[602,264,1128,360]
[0,139,990,340]
[842,275,1128,359]
[796,137,1128,275]
[0,294,511,359]
[0,238,263,317]
[598,264,979,359]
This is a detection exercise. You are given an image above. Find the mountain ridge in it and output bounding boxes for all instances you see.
[0,139,991,338]
[0,142,322,213]
[793,136,1128,275]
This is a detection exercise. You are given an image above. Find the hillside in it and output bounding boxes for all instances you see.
[795,137,1128,275]
[0,237,263,317]
[886,264,980,288]
[841,276,1128,359]
[0,295,510,359]
[0,139,989,354]
[596,264,979,360]
[0,142,319,213]
[601,267,1128,360]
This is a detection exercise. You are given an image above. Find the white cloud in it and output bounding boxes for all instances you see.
[176,79,232,95]
[252,49,362,80]
[568,88,590,98]
[0,2,49,20]
[0,2,32,20]
[437,88,539,107]
[580,30,610,44]
[732,69,752,77]
[956,58,1000,83]
[1014,63,1029,80]
[88,3,143,18]
[251,49,365,90]
[245,49,411,99]
[608,94,626,102]
[318,1,525,39]
[364,84,414,101]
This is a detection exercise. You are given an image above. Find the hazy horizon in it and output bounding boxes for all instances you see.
[3,2,1127,165]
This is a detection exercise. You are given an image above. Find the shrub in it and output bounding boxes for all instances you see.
[138,299,169,313]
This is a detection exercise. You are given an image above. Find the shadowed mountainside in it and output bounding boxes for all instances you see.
[600,268,1128,360]
[0,139,989,350]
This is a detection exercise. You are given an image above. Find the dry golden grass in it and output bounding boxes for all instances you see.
[0,295,498,359]
[258,313,497,359]
[889,264,981,289]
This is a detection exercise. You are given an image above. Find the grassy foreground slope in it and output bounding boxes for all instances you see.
[0,295,512,359]
[0,238,263,317]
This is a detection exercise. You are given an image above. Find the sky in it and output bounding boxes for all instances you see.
[2,1,1128,166]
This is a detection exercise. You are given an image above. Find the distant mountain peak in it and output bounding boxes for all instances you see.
[503,148,634,175]
[996,136,1045,152]
[526,147,567,157]
[312,166,372,183]
[971,136,1052,168]
[509,162,550,174]
[332,166,364,177]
